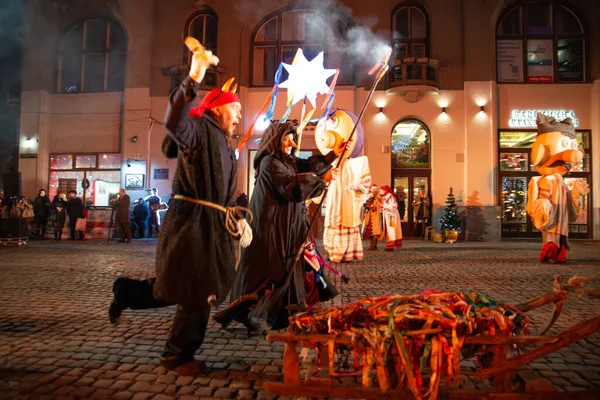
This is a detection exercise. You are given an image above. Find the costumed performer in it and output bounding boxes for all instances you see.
[380,185,403,251]
[526,113,589,263]
[108,37,253,373]
[214,121,345,332]
[362,184,383,251]
[318,108,371,263]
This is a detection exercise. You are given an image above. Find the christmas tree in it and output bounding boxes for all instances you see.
[440,187,460,233]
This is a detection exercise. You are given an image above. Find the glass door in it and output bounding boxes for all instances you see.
[392,174,431,237]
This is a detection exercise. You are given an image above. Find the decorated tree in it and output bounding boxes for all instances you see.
[440,187,461,233]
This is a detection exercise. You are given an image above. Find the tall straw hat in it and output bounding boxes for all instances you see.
[315,108,364,159]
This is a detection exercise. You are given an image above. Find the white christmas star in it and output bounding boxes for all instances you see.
[278,48,336,109]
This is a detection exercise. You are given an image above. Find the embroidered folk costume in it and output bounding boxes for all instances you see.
[362,184,383,251]
[380,185,403,251]
[526,114,589,263]
[318,109,371,263]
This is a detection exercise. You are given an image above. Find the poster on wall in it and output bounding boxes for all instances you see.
[557,38,584,82]
[125,174,145,189]
[527,39,553,82]
[153,168,169,180]
[497,40,523,82]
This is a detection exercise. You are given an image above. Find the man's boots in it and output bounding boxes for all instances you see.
[109,277,170,323]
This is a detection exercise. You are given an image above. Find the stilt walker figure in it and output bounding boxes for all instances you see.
[527,114,589,263]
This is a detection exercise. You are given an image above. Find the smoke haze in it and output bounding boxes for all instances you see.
[236,0,391,67]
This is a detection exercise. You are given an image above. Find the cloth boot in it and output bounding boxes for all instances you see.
[109,277,170,323]
[160,306,210,368]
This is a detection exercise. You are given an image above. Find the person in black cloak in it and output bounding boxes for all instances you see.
[107,38,252,373]
[214,121,344,332]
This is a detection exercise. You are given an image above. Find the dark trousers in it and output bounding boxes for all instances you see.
[148,222,159,237]
[163,306,211,361]
[119,222,132,242]
[36,215,47,238]
[69,220,82,240]
[136,226,146,239]
[112,277,208,361]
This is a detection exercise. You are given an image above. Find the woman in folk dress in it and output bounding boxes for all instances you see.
[362,184,383,251]
[380,185,403,251]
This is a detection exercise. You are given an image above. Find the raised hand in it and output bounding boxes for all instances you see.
[185,36,220,83]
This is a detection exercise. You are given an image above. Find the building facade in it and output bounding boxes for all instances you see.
[17,0,600,240]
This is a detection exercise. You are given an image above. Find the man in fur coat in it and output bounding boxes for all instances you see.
[108,38,252,373]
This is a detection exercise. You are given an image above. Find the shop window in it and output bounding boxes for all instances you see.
[49,152,121,207]
[251,7,354,86]
[391,119,430,169]
[98,153,121,169]
[50,154,73,170]
[75,155,97,169]
[496,1,586,83]
[56,18,126,93]
[498,129,592,238]
[501,176,528,232]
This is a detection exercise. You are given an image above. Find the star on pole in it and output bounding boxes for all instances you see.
[278,48,336,109]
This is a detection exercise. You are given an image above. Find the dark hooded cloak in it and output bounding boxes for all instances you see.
[218,122,336,329]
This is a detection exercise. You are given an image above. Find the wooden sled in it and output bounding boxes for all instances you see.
[264,274,600,399]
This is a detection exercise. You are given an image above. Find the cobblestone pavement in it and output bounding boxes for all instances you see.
[1,239,599,399]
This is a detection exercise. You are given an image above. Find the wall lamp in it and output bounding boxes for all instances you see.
[130,135,138,143]
[480,105,485,113]
[379,107,384,113]
[441,107,447,114]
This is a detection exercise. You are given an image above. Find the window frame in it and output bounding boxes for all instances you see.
[390,2,431,59]
[55,17,127,94]
[495,0,588,84]
[182,9,219,65]
[390,118,432,171]
[250,6,355,87]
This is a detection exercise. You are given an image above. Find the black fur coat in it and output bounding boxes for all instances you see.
[154,112,237,308]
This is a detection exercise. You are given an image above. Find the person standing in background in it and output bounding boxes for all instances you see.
[146,187,161,237]
[413,187,431,238]
[67,190,84,240]
[33,189,51,239]
[132,198,149,239]
[116,188,131,243]
[396,185,406,220]
[52,192,68,240]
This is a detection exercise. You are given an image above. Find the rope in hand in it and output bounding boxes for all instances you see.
[173,194,253,272]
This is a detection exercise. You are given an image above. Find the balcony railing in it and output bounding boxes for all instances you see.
[387,58,440,90]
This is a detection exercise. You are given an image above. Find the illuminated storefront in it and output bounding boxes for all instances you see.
[48,153,121,206]
[498,109,592,239]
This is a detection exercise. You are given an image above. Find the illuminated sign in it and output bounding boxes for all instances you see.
[508,109,579,128]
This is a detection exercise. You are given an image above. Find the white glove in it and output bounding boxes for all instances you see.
[185,37,219,83]
[572,180,590,196]
[237,218,253,248]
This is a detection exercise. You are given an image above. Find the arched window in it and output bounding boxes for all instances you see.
[391,119,430,169]
[56,19,126,93]
[182,10,218,87]
[496,1,586,83]
[184,10,218,62]
[391,3,429,59]
[251,8,354,87]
